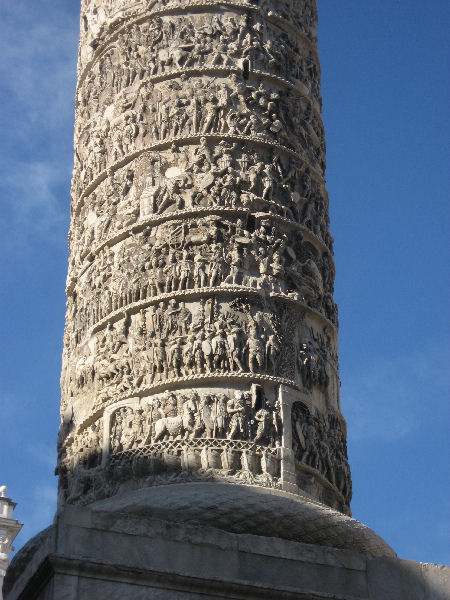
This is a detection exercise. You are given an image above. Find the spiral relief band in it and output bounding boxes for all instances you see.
[58,0,352,525]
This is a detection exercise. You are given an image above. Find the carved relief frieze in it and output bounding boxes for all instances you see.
[63,295,290,399]
[78,1,319,77]
[57,382,283,505]
[65,213,337,350]
[60,0,349,514]
[69,141,332,265]
[73,71,325,191]
[61,294,339,418]
[106,386,282,452]
[292,402,351,509]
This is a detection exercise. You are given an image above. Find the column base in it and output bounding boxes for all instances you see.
[4,497,449,600]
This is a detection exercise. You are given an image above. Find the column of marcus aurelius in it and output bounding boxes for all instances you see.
[55,0,393,556]
[7,2,450,598]
[5,2,416,599]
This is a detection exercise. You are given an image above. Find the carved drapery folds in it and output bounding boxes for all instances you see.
[292,402,351,512]
[58,0,351,516]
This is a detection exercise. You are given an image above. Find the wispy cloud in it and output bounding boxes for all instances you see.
[26,443,56,470]
[0,159,68,250]
[0,2,78,135]
[0,1,78,253]
[0,387,57,552]
[13,483,57,553]
[0,389,58,552]
[341,341,449,441]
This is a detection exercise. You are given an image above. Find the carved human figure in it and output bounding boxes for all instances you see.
[227,392,250,440]
[212,329,229,371]
[213,394,228,438]
[192,332,205,374]
[300,415,319,470]
[253,407,274,444]
[247,328,265,373]
[298,342,314,389]
[195,395,214,438]
[227,325,245,372]
[59,0,348,511]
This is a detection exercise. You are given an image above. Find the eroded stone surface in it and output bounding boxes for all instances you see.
[6,506,448,600]
[57,0,351,520]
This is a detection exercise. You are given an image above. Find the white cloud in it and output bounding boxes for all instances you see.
[0,3,78,134]
[12,483,57,554]
[0,391,20,435]
[0,159,68,248]
[341,341,449,442]
[26,443,56,470]
[0,2,77,252]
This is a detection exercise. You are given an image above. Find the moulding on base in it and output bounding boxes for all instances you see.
[4,500,449,600]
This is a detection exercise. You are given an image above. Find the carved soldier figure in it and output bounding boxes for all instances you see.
[184,326,196,366]
[164,251,179,292]
[265,332,281,373]
[298,342,314,389]
[192,332,205,374]
[227,325,245,372]
[178,248,192,291]
[193,136,212,168]
[154,257,166,295]
[195,395,214,438]
[212,329,229,371]
[110,410,123,453]
[253,406,275,445]
[193,248,208,288]
[213,394,228,438]
[60,0,352,519]
[301,415,319,470]
[153,338,167,381]
[164,299,181,338]
[227,392,249,440]
[225,244,243,286]
[247,328,265,373]
[208,242,225,287]
[167,337,183,377]
[177,302,191,336]
[202,329,214,373]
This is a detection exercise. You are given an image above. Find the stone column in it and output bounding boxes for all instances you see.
[57,0,351,516]
[5,8,415,598]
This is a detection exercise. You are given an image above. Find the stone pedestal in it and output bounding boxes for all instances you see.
[9,2,447,597]
[5,496,449,600]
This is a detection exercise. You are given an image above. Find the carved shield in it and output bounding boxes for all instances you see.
[195,172,214,190]
[202,340,212,356]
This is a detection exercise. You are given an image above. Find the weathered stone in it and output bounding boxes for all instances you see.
[6,2,449,599]
[5,506,449,600]
[57,0,351,530]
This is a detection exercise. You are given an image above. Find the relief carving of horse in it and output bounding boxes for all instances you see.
[153,407,195,442]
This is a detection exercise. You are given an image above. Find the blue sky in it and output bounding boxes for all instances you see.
[0,1,448,564]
